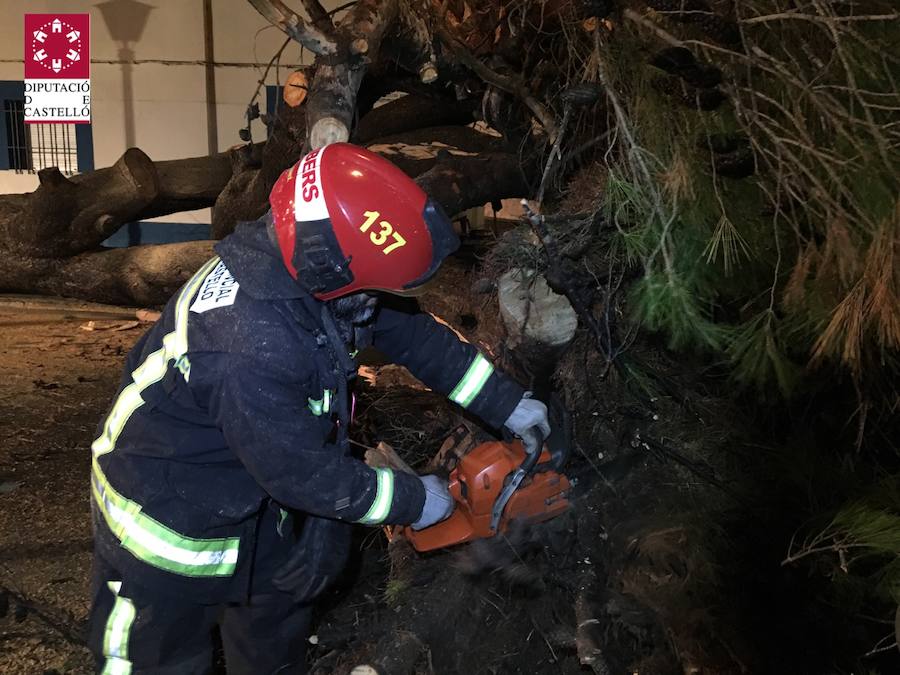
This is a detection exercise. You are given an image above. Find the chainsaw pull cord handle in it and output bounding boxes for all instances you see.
[489,426,544,532]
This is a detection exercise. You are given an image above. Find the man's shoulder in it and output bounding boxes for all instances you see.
[188,286,317,360]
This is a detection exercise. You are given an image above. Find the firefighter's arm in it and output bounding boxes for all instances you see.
[371,306,526,429]
[201,353,425,526]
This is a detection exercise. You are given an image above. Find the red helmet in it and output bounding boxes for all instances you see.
[269,143,460,300]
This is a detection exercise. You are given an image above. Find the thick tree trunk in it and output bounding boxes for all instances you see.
[0,148,231,259]
[0,241,214,306]
[0,147,232,305]
[0,142,530,305]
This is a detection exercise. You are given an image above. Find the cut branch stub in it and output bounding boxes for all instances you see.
[70,147,160,251]
[400,0,439,82]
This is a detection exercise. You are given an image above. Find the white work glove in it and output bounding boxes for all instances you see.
[410,475,454,531]
[503,392,551,439]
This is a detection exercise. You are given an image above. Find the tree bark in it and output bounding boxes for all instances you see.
[0,241,214,306]
[0,148,231,259]
[415,152,530,216]
[367,125,506,176]
[212,105,307,239]
[354,94,476,144]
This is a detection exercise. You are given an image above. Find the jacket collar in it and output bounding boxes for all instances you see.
[214,216,305,301]
[214,216,329,334]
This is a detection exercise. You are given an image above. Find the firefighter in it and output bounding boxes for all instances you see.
[88,143,550,674]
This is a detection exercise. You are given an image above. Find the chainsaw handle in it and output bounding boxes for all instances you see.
[520,426,544,464]
[488,426,545,532]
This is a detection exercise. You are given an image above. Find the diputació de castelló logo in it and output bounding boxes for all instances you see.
[24,14,91,124]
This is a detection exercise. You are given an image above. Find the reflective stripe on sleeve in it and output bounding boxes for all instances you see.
[90,257,242,577]
[102,581,136,675]
[357,468,395,525]
[448,353,494,408]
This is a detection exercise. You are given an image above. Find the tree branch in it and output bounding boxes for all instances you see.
[353,94,476,144]
[400,0,439,82]
[434,24,558,141]
[300,0,336,32]
[415,152,530,215]
[306,0,400,148]
[0,241,215,306]
[247,0,338,54]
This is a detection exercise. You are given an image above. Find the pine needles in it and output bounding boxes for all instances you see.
[631,270,723,351]
[785,487,900,603]
[727,309,801,394]
[703,214,752,275]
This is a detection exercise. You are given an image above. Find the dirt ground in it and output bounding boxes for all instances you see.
[0,305,137,674]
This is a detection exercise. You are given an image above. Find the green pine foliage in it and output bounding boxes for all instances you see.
[553,2,900,627]
[583,1,900,401]
[807,486,900,604]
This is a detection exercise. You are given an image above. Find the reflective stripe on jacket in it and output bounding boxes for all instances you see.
[91,217,524,602]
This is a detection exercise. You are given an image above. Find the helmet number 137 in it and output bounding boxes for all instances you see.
[360,211,407,255]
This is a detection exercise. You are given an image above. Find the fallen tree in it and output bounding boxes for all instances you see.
[0,0,542,305]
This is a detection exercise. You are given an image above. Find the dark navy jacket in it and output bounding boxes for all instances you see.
[90,218,524,601]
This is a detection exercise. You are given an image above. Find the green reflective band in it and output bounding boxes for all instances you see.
[358,468,395,525]
[308,389,333,416]
[276,508,290,537]
[92,459,240,577]
[102,581,136,675]
[448,353,494,409]
[92,257,219,457]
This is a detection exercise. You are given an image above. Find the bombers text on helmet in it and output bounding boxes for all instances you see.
[269,143,460,300]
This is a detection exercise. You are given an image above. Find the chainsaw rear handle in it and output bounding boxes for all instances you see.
[488,425,544,532]
[519,426,544,472]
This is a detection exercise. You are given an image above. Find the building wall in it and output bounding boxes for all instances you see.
[0,0,318,227]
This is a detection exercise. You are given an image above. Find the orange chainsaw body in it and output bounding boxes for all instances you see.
[401,438,571,552]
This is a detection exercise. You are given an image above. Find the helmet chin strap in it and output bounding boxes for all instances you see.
[318,303,359,450]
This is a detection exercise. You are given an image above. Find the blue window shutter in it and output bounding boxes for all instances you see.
[75,124,94,172]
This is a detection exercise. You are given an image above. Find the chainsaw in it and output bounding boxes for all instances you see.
[396,401,572,552]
